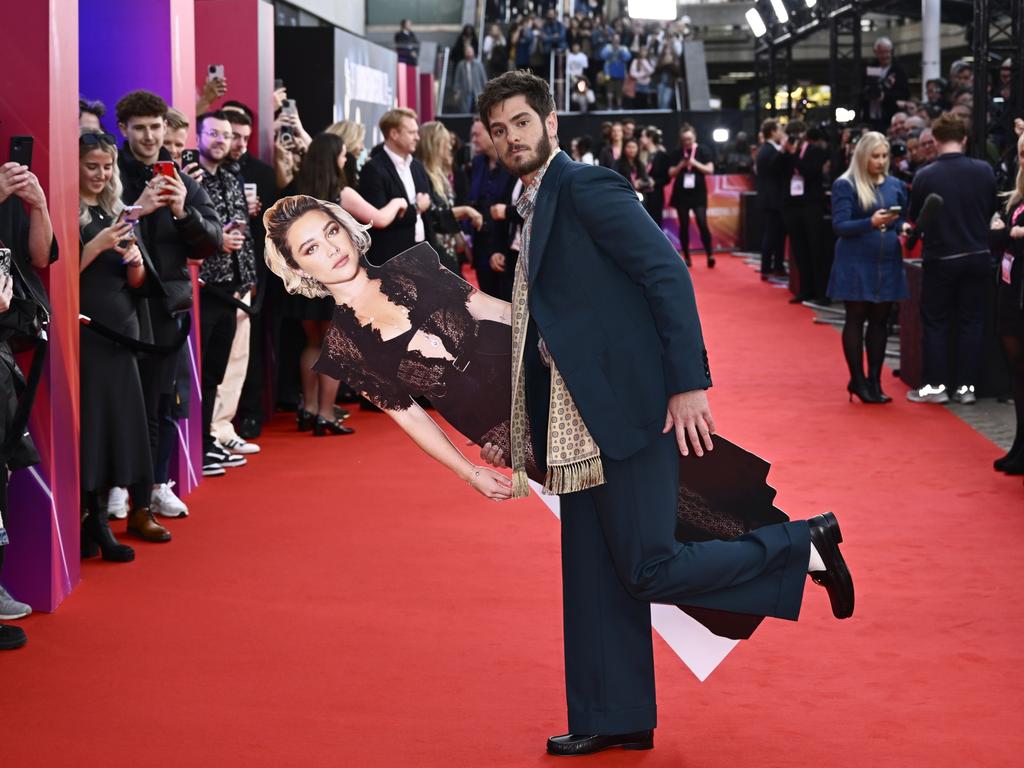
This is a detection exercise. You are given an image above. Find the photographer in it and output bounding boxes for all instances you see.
[860,37,910,132]
[116,90,221,528]
[907,112,997,405]
[780,120,830,303]
[0,141,56,649]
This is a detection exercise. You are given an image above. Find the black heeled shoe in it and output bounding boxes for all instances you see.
[313,416,356,436]
[81,509,135,562]
[847,380,885,404]
[682,253,692,267]
[994,443,1023,472]
[297,409,317,432]
[707,256,716,268]
[867,378,893,404]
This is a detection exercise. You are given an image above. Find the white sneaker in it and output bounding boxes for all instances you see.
[107,487,129,520]
[151,481,189,518]
[219,436,261,455]
[953,385,977,405]
[906,384,949,404]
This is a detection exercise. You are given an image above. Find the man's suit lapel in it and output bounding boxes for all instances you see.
[527,151,571,287]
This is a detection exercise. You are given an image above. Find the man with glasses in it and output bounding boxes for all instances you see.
[221,101,279,442]
[116,90,221,532]
[195,111,256,477]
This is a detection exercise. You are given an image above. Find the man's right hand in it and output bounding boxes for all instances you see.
[134,178,169,217]
[480,442,508,469]
[489,252,506,273]
[222,228,245,252]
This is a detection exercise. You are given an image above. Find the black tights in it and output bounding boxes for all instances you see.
[1000,333,1024,455]
[843,301,892,384]
[679,205,713,260]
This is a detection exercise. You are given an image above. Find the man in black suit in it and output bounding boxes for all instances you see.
[358,108,432,265]
[755,118,787,279]
[476,71,854,757]
[779,120,830,303]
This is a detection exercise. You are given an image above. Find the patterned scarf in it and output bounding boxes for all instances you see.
[510,152,606,498]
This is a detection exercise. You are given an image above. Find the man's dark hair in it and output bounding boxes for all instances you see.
[477,70,556,130]
[785,120,808,137]
[223,108,253,128]
[79,98,105,119]
[115,90,168,124]
[197,110,231,132]
[931,111,967,143]
[760,118,779,140]
[222,100,254,121]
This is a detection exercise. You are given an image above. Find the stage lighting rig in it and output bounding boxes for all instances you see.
[626,0,676,22]
[769,0,790,25]
[746,8,768,38]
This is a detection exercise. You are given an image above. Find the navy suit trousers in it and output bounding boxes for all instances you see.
[556,430,811,733]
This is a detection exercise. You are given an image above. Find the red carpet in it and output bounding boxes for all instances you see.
[4,254,1023,767]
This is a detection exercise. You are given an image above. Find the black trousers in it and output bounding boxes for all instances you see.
[138,347,179,484]
[782,204,824,300]
[199,288,239,450]
[760,207,787,274]
[921,254,992,387]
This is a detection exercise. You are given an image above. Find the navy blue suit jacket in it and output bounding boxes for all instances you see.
[526,151,712,462]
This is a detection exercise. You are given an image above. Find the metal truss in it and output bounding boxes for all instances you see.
[970,0,1024,157]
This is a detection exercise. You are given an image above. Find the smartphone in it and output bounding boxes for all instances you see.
[207,64,225,82]
[152,161,176,178]
[279,124,295,144]
[274,78,284,90]
[282,98,297,116]
[244,182,258,203]
[224,218,248,233]
[887,206,902,214]
[9,136,33,170]
[118,205,144,225]
[0,248,12,279]
[181,148,200,167]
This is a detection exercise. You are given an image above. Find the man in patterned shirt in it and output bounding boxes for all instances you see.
[196,110,256,477]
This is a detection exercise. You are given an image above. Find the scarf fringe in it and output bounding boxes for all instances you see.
[543,456,606,495]
[512,468,532,499]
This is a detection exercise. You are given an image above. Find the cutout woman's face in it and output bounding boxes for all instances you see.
[286,208,362,287]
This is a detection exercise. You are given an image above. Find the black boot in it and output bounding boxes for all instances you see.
[867,368,893,404]
[82,505,135,562]
[847,375,884,404]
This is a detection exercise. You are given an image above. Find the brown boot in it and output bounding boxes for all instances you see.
[126,507,172,543]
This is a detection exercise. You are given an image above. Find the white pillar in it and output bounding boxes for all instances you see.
[921,0,942,99]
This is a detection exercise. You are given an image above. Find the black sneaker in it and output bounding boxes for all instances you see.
[0,624,27,650]
[215,447,247,468]
[202,450,226,477]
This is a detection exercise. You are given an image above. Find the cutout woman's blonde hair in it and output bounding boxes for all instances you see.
[263,195,371,298]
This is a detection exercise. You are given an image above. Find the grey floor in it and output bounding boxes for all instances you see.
[732,251,1015,451]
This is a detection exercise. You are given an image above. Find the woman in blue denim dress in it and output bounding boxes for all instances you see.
[827,132,910,404]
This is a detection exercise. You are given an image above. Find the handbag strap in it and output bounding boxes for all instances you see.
[81,311,192,355]
[0,334,46,465]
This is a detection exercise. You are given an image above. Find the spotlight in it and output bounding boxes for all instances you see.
[805,0,817,8]
[769,0,790,24]
[745,8,768,38]
[712,128,730,143]
[835,107,856,123]
[626,0,676,21]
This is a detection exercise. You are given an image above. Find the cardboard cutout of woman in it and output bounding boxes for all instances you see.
[264,195,796,647]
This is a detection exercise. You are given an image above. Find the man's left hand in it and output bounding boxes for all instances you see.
[663,389,715,457]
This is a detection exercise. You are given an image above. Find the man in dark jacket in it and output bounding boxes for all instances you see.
[476,71,854,757]
[860,37,910,132]
[780,120,830,303]
[467,118,515,298]
[755,118,788,278]
[223,102,279,440]
[116,90,221,539]
[907,112,998,404]
[358,108,432,265]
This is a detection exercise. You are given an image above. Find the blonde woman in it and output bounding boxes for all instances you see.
[415,121,482,273]
[325,120,367,187]
[827,131,910,404]
[989,131,1024,474]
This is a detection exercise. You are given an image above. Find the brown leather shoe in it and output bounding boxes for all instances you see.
[126,507,172,543]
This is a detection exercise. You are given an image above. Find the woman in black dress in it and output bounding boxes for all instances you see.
[264,195,532,499]
[78,130,161,560]
[641,127,670,228]
[284,133,408,435]
[668,124,716,267]
[613,137,653,198]
[990,132,1024,476]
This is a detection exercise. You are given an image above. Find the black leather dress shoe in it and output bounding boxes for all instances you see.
[807,512,854,619]
[546,731,653,756]
[237,417,262,440]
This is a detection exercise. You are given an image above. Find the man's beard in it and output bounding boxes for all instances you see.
[509,131,552,178]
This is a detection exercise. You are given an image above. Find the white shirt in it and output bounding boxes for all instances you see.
[383,143,425,243]
[566,51,588,80]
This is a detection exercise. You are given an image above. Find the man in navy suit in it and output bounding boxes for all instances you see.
[755,118,788,278]
[357,108,432,265]
[476,72,854,757]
